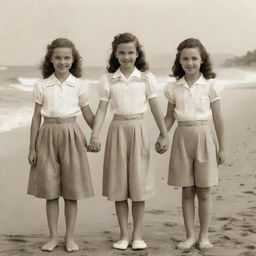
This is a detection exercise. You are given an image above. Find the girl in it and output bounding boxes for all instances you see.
[27,38,94,252]
[88,33,168,250]
[156,38,225,251]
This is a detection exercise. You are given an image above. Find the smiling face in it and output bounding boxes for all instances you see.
[50,47,74,76]
[115,42,138,71]
[179,47,203,77]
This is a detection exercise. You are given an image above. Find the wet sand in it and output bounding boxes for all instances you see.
[0,87,256,255]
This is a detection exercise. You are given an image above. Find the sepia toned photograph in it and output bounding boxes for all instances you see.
[0,0,255,255]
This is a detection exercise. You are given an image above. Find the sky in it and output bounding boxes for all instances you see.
[0,0,256,67]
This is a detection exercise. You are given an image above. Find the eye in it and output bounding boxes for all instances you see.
[181,56,188,61]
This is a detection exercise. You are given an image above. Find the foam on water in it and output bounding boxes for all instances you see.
[0,107,33,133]
[0,67,256,133]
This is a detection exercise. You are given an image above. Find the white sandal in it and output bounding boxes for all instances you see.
[132,240,147,250]
[113,240,129,250]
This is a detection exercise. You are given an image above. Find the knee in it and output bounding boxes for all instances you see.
[182,186,196,200]
[196,187,211,201]
[64,199,77,204]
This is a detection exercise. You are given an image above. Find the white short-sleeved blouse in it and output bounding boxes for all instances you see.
[97,67,157,115]
[164,74,223,121]
[33,73,89,118]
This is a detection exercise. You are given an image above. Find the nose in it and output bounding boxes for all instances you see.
[124,54,129,59]
[60,58,65,64]
[187,59,193,66]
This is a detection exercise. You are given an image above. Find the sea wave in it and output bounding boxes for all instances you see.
[0,67,256,133]
[0,107,33,133]
[6,77,100,92]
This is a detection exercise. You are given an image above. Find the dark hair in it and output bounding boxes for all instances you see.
[172,38,216,79]
[107,33,149,73]
[40,38,83,78]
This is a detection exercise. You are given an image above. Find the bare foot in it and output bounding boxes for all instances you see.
[199,239,213,250]
[66,239,79,252]
[176,238,196,251]
[41,239,58,252]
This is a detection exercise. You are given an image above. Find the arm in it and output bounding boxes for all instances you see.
[28,103,42,166]
[81,105,94,129]
[88,100,108,152]
[211,100,225,164]
[148,97,169,154]
[165,102,176,132]
[155,102,176,154]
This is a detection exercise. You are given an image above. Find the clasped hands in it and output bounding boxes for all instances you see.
[87,134,169,154]
[155,134,169,154]
[87,136,101,152]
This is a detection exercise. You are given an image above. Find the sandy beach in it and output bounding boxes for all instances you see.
[0,87,256,256]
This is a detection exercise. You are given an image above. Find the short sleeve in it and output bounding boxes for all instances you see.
[97,74,111,102]
[145,72,157,99]
[209,80,223,103]
[79,80,89,107]
[33,80,43,105]
[164,82,176,104]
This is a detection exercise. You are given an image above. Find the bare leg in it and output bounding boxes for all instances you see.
[115,200,129,241]
[196,187,213,249]
[65,199,79,252]
[131,201,145,241]
[41,198,59,251]
[177,186,196,250]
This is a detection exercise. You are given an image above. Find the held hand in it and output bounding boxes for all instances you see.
[218,149,226,165]
[88,136,101,153]
[28,149,37,166]
[155,134,169,154]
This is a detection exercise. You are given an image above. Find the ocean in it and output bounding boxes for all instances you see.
[0,66,256,133]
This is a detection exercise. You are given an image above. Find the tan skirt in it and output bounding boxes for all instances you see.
[102,114,156,201]
[168,120,218,188]
[27,117,94,200]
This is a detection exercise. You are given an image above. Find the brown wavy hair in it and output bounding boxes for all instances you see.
[107,33,149,73]
[172,38,216,79]
[40,38,83,78]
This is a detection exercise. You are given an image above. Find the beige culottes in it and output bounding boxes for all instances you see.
[102,114,156,201]
[168,121,218,188]
[27,117,94,200]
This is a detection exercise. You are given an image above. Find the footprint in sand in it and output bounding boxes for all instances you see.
[170,237,182,243]
[222,224,232,231]
[5,238,28,243]
[216,216,229,221]
[238,212,255,217]
[247,206,256,210]
[145,209,166,215]
[243,191,256,195]
[120,251,149,256]
[163,222,177,227]
[239,251,256,256]
[240,232,249,237]
[219,234,231,241]
[245,245,256,250]
[243,227,256,234]
[208,226,216,232]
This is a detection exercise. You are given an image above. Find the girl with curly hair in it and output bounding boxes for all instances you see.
[156,38,225,251]
[89,32,168,250]
[27,38,94,252]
